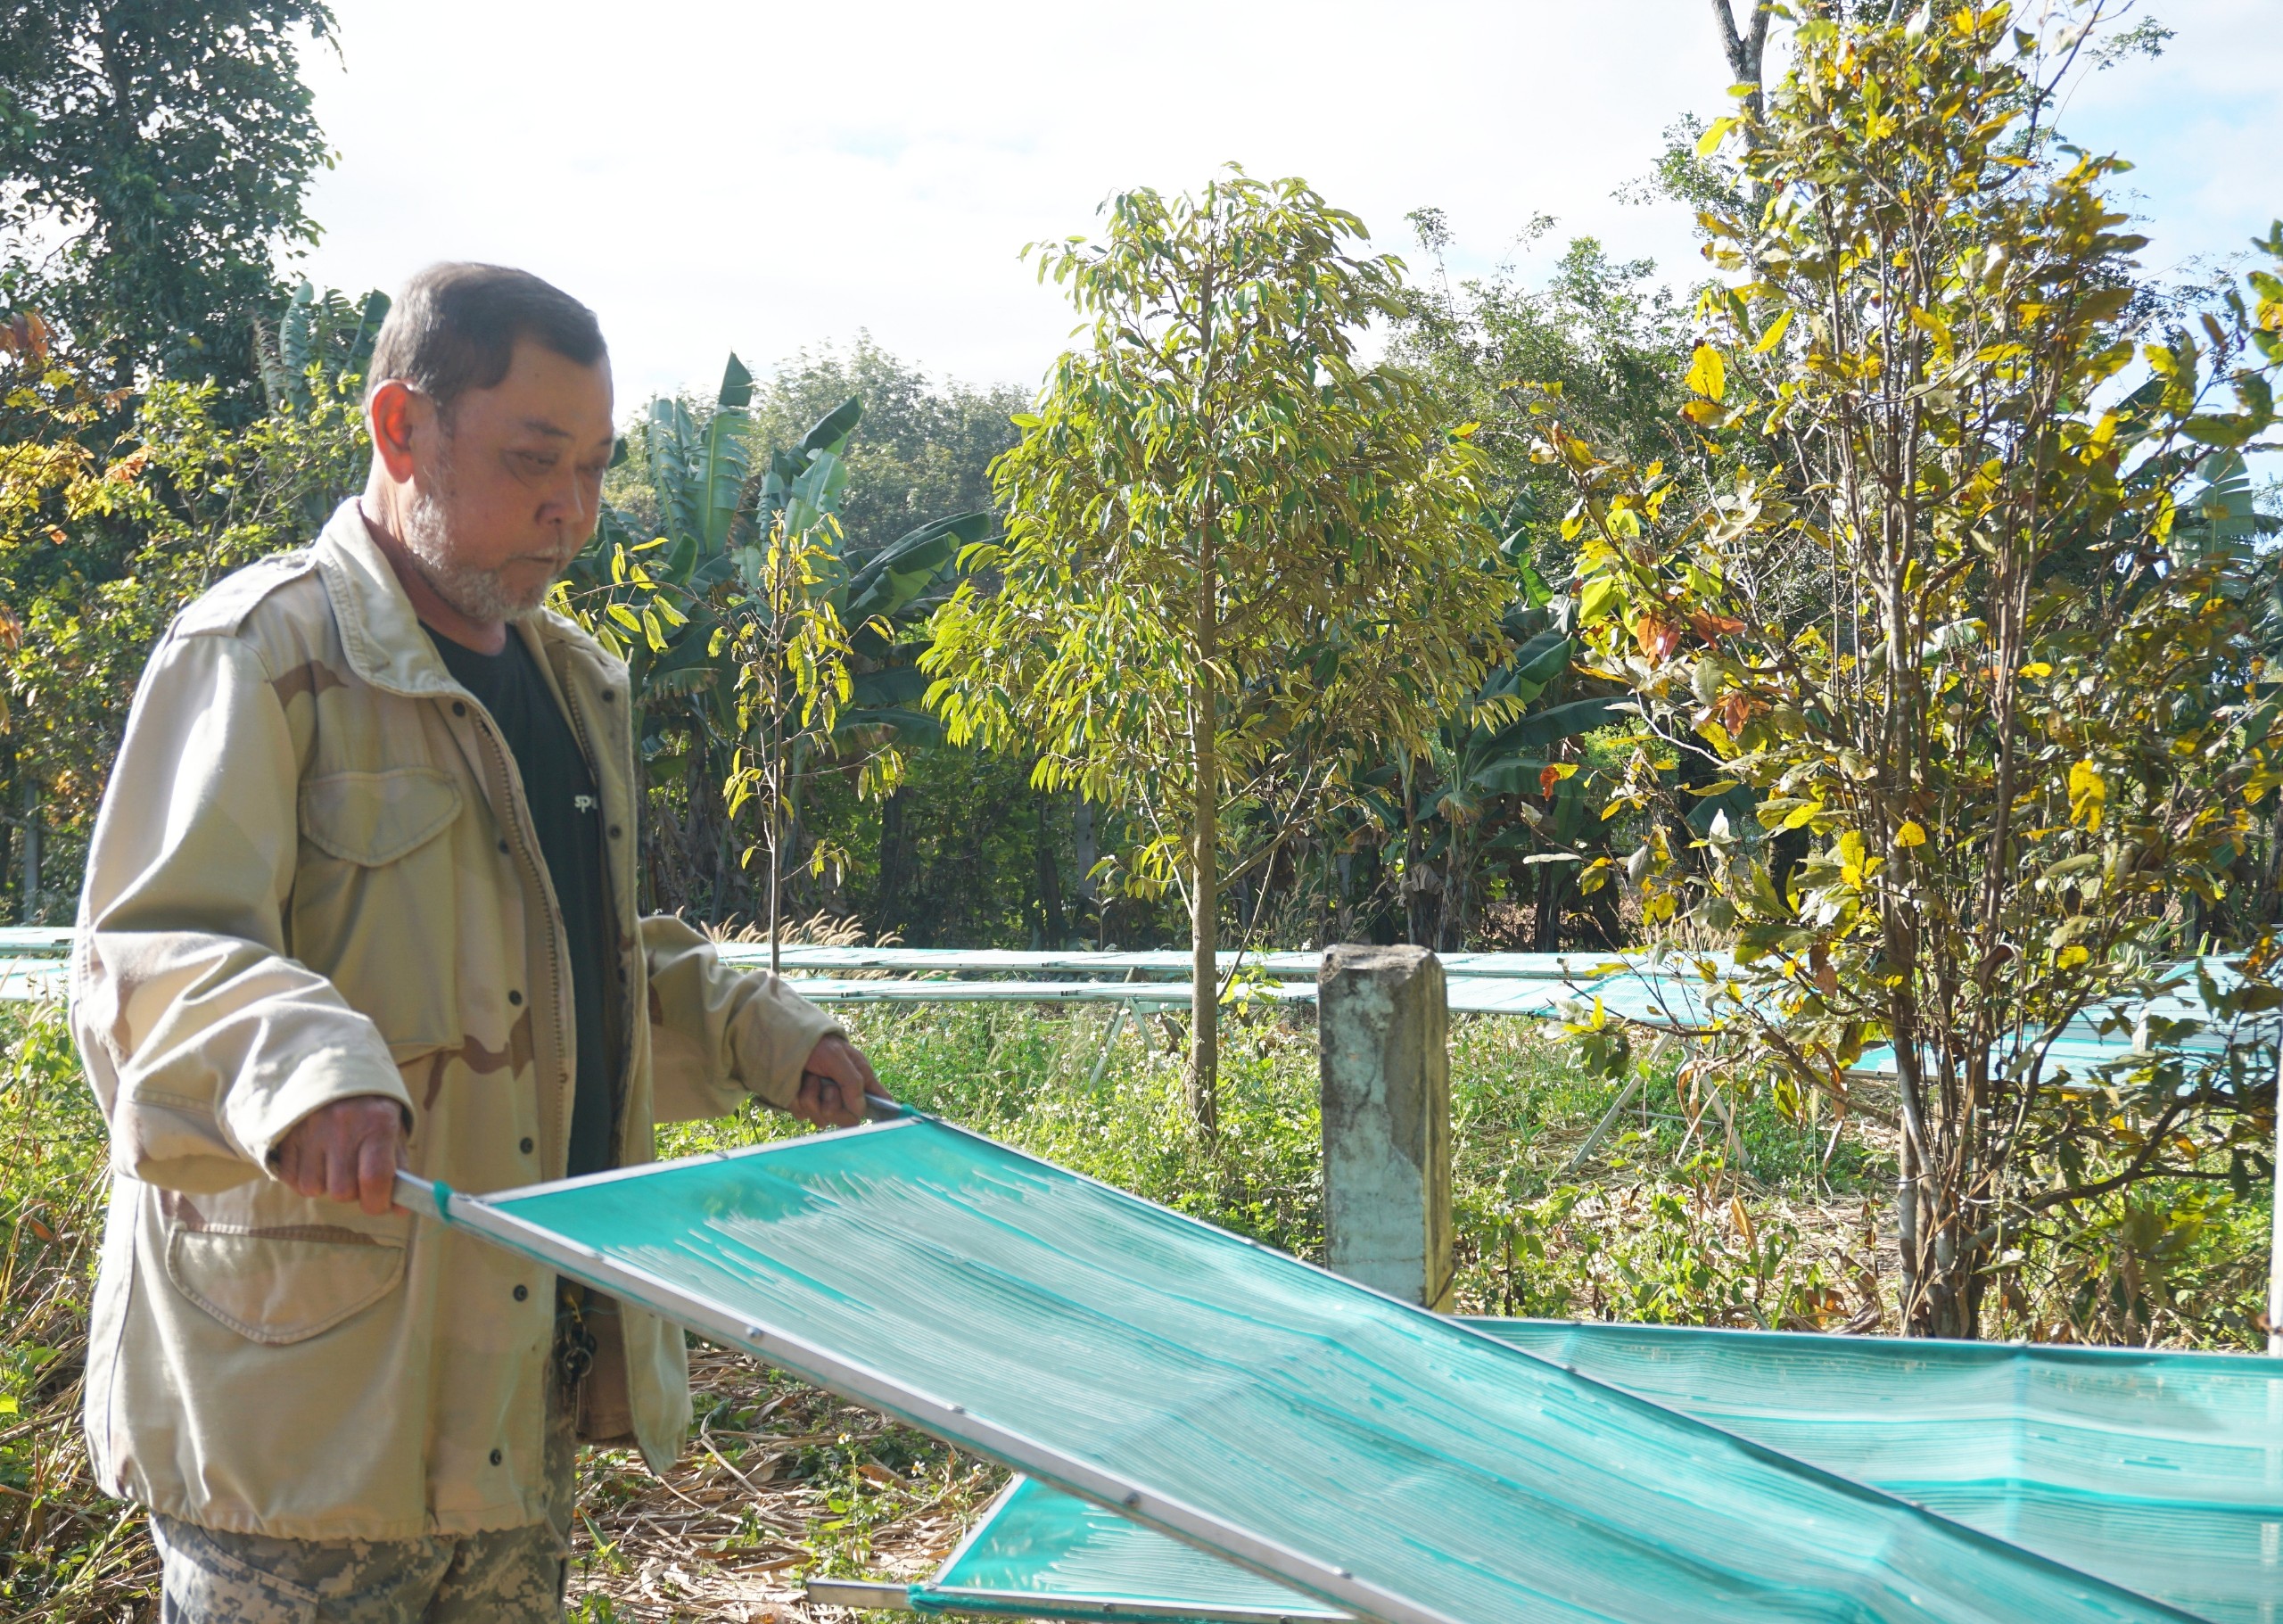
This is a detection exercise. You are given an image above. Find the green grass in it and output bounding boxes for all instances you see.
[663,1001,1891,1330]
[0,1002,156,1621]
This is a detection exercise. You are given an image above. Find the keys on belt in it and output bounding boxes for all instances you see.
[555,1282,597,1387]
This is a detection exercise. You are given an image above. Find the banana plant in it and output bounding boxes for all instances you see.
[256,280,391,413]
[1348,582,1627,948]
[560,355,988,916]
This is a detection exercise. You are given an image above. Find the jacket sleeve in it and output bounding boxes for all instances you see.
[641,915,843,1121]
[70,629,411,1194]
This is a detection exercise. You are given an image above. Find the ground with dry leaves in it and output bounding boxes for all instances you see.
[564,1345,1004,1624]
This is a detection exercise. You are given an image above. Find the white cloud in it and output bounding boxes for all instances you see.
[293,0,2281,408]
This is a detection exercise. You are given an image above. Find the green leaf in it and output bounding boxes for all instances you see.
[1503,697,1622,750]
[717,352,754,410]
[1578,575,1624,625]
[1515,558,1553,607]
[2184,415,2256,448]
[799,396,864,458]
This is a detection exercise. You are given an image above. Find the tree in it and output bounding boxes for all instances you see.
[925,168,1512,1126]
[1390,227,1694,950]
[1537,4,2283,1337]
[0,284,373,918]
[0,1,337,402]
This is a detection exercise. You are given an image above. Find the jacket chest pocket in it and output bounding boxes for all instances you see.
[291,768,464,1054]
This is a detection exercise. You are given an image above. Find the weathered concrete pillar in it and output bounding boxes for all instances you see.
[1318,944,1452,1309]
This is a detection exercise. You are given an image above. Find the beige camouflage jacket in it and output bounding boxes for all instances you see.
[70,497,840,1541]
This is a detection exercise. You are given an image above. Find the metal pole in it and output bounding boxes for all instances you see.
[1087,1001,1132,1090]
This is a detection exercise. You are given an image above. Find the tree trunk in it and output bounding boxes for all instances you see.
[874,787,914,939]
[1034,790,1067,948]
[18,779,39,924]
[1072,797,1101,944]
[1190,667,1220,1132]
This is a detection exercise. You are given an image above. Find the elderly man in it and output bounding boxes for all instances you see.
[70,262,883,1621]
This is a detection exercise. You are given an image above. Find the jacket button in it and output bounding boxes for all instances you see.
[452,701,466,717]
[507,990,523,1006]
[601,690,616,704]
[497,838,509,854]
[519,1136,534,1155]
[513,1284,529,1302]
[608,825,622,839]
[490,1447,503,1466]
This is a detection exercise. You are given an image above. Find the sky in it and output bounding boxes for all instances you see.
[291,0,2283,410]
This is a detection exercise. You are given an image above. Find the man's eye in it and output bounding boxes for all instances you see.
[518,451,559,471]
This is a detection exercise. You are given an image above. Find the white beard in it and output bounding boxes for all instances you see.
[400,448,564,622]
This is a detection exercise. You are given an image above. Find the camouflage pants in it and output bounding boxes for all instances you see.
[152,1358,579,1624]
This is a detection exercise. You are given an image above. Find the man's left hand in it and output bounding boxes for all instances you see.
[793,1033,890,1127]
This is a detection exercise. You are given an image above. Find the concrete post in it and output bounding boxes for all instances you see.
[1318,944,1452,1309]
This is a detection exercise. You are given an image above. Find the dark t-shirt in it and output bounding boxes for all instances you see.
[427,628,617,1179]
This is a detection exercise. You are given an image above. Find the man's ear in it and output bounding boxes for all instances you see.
[367,380,432,483]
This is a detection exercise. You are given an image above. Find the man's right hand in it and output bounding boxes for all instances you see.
[274,1096,408,1216]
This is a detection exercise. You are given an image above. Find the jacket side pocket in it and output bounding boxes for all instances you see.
[163,1225,406,1346]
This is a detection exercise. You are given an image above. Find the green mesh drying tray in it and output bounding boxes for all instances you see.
[402,1114,2212,1624]
[831,1319,2282,1623]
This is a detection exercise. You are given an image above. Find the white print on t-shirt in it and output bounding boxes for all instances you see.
[573,795,598,814]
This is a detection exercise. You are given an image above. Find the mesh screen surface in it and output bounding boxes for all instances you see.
[922,1476,1346,1620]
[478,1117,2198,1624]
[1495,1315,2282,1624]
[939,1322,2282,1624]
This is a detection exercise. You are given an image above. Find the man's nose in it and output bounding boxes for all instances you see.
[544,464,591,529]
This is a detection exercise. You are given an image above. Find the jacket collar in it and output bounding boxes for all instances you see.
[310,496,603,698]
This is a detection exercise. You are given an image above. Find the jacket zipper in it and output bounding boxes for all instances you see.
[461,703,573,1175]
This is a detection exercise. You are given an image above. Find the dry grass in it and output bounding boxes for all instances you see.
[565,1347,1002,1624]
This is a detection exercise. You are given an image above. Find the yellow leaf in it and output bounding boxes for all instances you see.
[2068,760,2106,832]
[1782,800,1823,830]
[2019,662,2052,679]
[1686,343,1727,402]
[1751,309,1793,355]
[2056,944,2090,969]
[1896,820,1926,847]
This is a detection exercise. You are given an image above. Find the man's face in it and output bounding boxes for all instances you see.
[400,338,615,622]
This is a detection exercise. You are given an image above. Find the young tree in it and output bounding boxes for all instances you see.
[1537,5,2283,1337]
[925,168,1512,1126]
